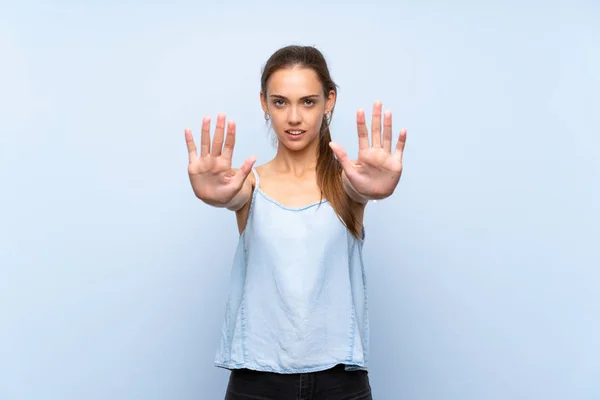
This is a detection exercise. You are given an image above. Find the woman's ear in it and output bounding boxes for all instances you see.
[260,91,269,114]
[325,89,336,114]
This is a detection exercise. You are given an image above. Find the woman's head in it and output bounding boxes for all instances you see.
[260,45,337,152]
[259,45,361,238]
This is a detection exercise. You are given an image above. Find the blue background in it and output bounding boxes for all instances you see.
[1,1,598,399]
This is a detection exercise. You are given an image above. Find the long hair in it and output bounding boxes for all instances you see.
[260,45,360,238]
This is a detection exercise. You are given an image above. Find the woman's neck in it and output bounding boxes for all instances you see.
[272,140,319,177]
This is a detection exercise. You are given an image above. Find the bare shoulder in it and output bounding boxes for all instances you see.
[254,161,276,180]
[251,160,280,190]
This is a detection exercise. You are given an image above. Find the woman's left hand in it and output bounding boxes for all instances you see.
[329,101,407,201]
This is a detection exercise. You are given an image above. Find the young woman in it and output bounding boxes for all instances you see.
[184,45,407,400]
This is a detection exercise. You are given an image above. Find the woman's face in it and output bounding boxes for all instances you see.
[261,66,335,152]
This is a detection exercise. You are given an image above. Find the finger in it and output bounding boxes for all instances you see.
[221,120,236,160]
[371,100,382,148]
[394,128,408,161]
[200,116,211,157]
[356,109,369,150]
[211,113,226,157]
[184,128,198,163]
[383,110,392,152]
[233,155,257,187]
[328,141,354,172]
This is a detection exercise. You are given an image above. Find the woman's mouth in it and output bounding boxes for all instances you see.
[285,130,306,139]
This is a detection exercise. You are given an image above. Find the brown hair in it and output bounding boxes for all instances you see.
[260,45,361,238]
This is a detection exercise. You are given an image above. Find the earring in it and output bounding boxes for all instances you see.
[264,112,270,121]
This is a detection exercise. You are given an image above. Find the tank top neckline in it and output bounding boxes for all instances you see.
[252,168,329,212]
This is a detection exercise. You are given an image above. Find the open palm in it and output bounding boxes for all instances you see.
[329,101,407,200]
[185,114,256,205]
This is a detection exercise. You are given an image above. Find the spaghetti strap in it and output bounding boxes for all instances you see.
[247,168,260,219]
[251,168,260,188]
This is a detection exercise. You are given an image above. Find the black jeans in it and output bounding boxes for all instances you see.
[224,364,372,400]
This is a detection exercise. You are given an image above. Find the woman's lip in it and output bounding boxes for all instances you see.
[285,130,306,139]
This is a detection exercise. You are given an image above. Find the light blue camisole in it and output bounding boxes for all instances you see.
[214,169,370,374]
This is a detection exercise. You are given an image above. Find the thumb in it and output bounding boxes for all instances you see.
[233,155,257,187]
[329,142,354,172]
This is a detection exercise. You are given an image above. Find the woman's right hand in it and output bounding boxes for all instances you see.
[185,113,256,207]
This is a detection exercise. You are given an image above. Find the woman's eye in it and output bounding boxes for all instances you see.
[273,100,285,106]
[305,99,315,106]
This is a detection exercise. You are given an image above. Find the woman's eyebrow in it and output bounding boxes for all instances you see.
[269,94,320,100]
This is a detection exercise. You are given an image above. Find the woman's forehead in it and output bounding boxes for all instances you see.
[266,67,323,97]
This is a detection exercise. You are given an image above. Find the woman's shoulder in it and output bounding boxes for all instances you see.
[253,160,282,186]
[232,160,273,189]
[254,161,275,177]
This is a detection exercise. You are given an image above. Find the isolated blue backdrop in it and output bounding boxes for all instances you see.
[1,1,599,399]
